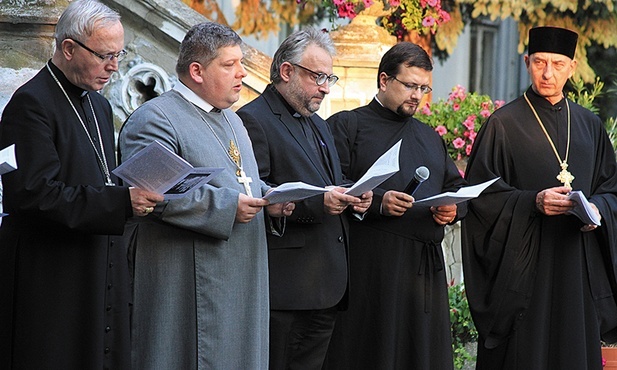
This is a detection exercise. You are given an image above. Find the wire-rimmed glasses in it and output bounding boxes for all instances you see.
[70,38,127,62]
[292,63,339,87]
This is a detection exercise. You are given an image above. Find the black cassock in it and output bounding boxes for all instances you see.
[324,99,466,370]
[0,62,132,369]
[463,87,617,369]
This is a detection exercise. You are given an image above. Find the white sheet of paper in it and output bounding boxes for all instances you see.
[113,140,223,199]
[413,177,500,206]
[567,190,601,226]
[263,181,329,204]
[0,144,17,175]
[345,140,401,197]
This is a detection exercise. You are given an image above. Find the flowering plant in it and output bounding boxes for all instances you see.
[416,85,504,162]
[298,0,451,36]
[448,281,477,369]
[382,0,451,38]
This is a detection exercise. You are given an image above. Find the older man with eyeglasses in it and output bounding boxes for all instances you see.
[322,41,467,370]
[237,27,372,370]
[0,1,163,368]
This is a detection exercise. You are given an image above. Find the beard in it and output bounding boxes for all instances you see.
[396,100,419,118]
[287,76,324,117]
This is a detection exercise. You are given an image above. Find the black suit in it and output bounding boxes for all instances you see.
[237,84,349,369]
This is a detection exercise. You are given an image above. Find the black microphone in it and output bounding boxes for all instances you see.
[403,166,430,195]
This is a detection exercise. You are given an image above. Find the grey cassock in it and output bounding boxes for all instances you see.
[119,89,270,370]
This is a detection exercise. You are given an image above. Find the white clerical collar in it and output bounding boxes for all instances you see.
[173,80,219,113]
[374,95,385,107]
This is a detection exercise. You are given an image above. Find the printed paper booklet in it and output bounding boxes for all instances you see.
[113,140,223,199]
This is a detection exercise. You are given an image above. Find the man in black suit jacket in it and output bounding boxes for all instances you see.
[237,28,372,370]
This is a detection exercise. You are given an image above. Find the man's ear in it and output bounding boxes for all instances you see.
[378,72,389,91]
[280,62,294,83]
[568,59,578,78]
[61,39,77,61]
[188,61,204,84]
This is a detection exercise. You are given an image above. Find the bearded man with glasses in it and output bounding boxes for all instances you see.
[237,27,372,370]
[0,1,163,368]
[323,42,467,370]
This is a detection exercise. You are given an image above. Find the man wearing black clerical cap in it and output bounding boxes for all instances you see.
[462,26,617,369]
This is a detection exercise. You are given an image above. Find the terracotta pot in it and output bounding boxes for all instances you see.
[603,347,617,369]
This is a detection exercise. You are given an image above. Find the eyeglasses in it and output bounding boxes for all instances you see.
[292,63,339,87]
[390,76,432,94]
[70,38,127,62]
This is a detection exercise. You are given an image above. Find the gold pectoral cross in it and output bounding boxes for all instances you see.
[556,161,574,189]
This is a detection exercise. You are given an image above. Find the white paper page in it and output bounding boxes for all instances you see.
[0,144,17,175]
[113,141,194,192]
[345,140,401,197]
[567,190,601,226]
[414,177,500,207]
[263,181,329,204]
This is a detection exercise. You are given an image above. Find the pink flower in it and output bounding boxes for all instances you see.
[337,2,357,18]
[452,137,465,149]
[388,0,401,6]
[422,16,436,27]
[333,0,346,5]
[439,9,450,22]
[481,101,491,110]
[452,103,460,111]
[468,131,477,142]
[466,144,473,156]
[480,109,491,118]
[421,104,432,115]
[494,100,505,109]
[426,0,439,7]
[463,115,476,130]
[435,125,447,136]
[362,0,374,8]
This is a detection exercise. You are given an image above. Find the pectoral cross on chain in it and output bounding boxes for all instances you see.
[557,161,574,189]
[237,169,253,197]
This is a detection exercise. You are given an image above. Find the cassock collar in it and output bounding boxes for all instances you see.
[526,86,568,113]
[369,97,408,122]
[47,60,87,99]
[173,80,220,113]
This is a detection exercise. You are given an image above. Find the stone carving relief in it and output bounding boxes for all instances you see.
[105,57,175,123]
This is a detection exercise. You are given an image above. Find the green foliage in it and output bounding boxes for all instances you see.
[566,77,604,114]
[449,282,478,369]
[567,77,617,154]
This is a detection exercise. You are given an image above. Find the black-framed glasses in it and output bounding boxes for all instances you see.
[292,63,339,87]
[70,38,127,62]
[390,76,432,94]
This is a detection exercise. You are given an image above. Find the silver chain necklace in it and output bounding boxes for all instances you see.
[190,103,253,197]
[46,62,115,186]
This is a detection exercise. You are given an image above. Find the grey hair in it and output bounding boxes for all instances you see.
[175,22,243,77]
[270,27,336,84]
[54,0,121,47]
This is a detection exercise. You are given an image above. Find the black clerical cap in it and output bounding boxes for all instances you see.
[528,26,578,59]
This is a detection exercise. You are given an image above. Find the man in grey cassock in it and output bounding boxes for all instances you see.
[118,23,293,370]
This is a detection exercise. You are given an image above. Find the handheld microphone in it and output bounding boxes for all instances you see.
[403,166,430,195]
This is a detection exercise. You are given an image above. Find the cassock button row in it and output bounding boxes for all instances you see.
[337,236,344,243]
[105,326,111,333]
